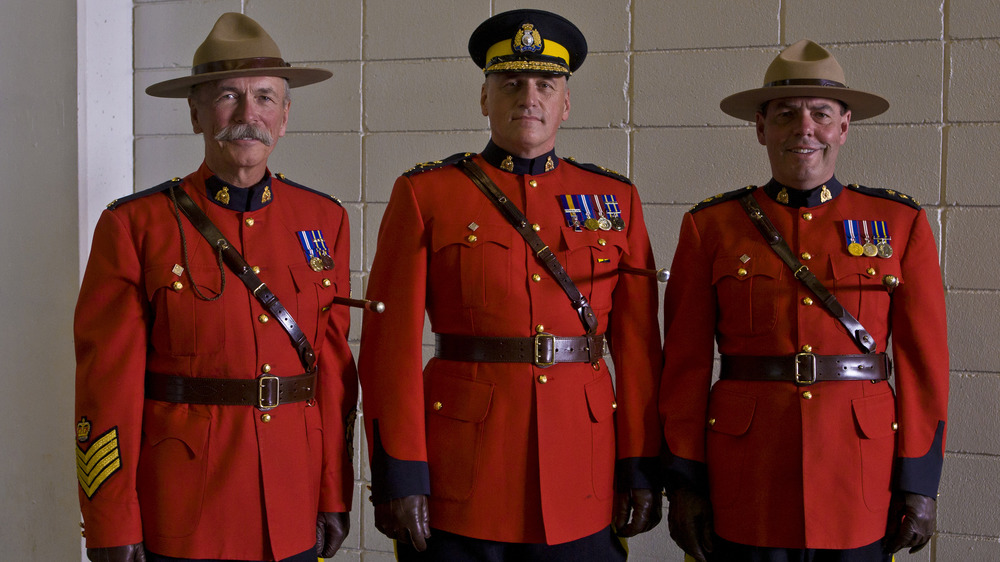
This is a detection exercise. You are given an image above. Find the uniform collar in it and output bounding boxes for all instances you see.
[481,140,559,175]
[203,168,275,211]
[762,176,844,208]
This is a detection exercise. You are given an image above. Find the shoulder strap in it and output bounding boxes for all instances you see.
[456,159,598,335]
[168,186,317,372]
[738,193,877,354]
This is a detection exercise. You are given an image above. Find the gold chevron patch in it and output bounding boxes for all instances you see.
[76,426,122,499]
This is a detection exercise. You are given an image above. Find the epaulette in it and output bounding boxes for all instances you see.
[562,157,632,184]
[106,178,182,210]
[690,185,758,213]
[845,183,921,209]
[274,173,343,206]
[402,152,474,177]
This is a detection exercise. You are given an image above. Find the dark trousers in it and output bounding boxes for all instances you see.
[711,537,892,562]
[396,526,627,562]
[145,547,316,562]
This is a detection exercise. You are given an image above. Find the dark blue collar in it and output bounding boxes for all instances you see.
[762,177,844,208]
[481,140,559,175]
[204,172,274,211]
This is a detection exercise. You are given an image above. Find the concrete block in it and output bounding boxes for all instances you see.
[135,69,194,136]
[786,0,942,43]
[625,509,688,560]
[247,0,362,62]
[948,40,1000,122]
[632,126,770,204]
[266,132,362,202]
[494,0,630,52]
[134,0,241,69]
[935,534,1000,561]
[365,0,489,60]
[947,373,1000,455]
[363,132,488,203]
[557,128,631,179]
[133,136,204,189]
[943,208,1000,290]
[566,53,629,128]
[945,124,1000,205]
[634,0,779,50]
[287,62,361,133]
[949,0,1000,39]
[945,292,1000,372]
[643,204,689,274]
[835,124,942,206]
[361,552,397,562]
[344,202,364,273]
[364,59,485,132]
[938,454,1000,536]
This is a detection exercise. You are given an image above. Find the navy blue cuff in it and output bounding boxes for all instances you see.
[614,457,660,492]
[896,420,946,498]
[370,420,431,503]
[661,444,708,496]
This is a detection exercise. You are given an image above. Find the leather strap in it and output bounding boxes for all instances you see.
[434,333,605,366]
[146,371,316,410]
[168,186,316,371]
[457,159,598,335]
[738,193,877,354]
[720,353,890,385]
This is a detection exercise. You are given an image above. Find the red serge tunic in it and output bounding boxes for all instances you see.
[659,179,949,549]
[358,144,663,545]
[75,163,358,560]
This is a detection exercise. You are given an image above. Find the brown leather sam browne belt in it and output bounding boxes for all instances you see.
[145,371,316,410]
[434,333,606,367]
[720,353,890,386]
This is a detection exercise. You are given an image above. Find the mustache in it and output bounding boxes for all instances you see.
[214,123,273,146]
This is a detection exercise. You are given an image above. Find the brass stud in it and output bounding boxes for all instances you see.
[800,252,812,261]
[433,401,443,411]
[245,218,255,227]
[532,223,541,232]
[892,422,899,431]
[529,180,538,188]
[737,268,748,277]
[172,281,184,291]
[802,212,813,221]
[802,391,813,400]
[532,274,542,282]
[611,402,618,409]
[258,314,269,324]
[466,234,477,243]
[260,413,271,423]
[261,364,271,373]
[535,324,545,333]
[537,375,548,384]
[598,239,607,246]
[801,344,813,353]
[802,297,814,306]
[867,267,876,275]
[708,418,716,426]
[251,266,261,275]
[322,278,332,287]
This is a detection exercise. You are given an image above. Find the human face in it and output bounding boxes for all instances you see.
[480,73,570,159]
[189,76,290,186]
[756,97,850,190]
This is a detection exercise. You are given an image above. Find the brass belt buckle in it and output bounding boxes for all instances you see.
[794,352,817,385]
[258,374,280,410]
[533,333,556,367]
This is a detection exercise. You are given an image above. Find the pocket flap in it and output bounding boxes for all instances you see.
[426,372,495,423]
[585,374,617,422]
[852,392,897,439]
[707,388,756,436]
[561,227,630,255]
[430,222,513,253]
[711,254,782,284]
[142,401,211,456]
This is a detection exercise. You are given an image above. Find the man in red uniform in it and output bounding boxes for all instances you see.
[358,9,663,561]
[75,13,357,562]
[659,40,949,561]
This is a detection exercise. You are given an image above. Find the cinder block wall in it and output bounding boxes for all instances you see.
[131,1,1000,560]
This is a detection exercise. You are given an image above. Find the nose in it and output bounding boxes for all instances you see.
[792,110,814,136]
[233,96,256,123]
[517,84,540,108]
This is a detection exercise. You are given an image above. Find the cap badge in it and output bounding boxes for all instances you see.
[513,23,543,54]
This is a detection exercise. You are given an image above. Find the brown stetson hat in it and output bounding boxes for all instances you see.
[720,39,888,122]
[145,12,332,98]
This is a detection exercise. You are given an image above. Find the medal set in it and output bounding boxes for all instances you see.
[297,230,335,271]
[558,194,626,232]
[843,220,893,258]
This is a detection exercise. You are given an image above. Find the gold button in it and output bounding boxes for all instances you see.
[598,239,607,246]
[802,212,813,221]
[801,344,813,353]
[802,297,814,306]
[529,180,538,187]
[172,281,184,291]
[322,278,332,287]
[532,223,541,232]
[708,418,716,426]
[466,234,477,243]
[258,314,269,324]
[251,266,261,274]
[260,413,271,423]
[245,218,255,226]
[737,268,748,277]
[433,401,443,411]
[800,252,812,261]
[532,274,542,282]
[867,267,876,275]
[883,275,899,289]
[611,402,618,409]
[535,324,545,333]
[802,391,813,400]
[537,375,548,384]
[892,422,899,431]
[261,364,271,373]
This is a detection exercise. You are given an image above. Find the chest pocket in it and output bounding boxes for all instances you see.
[559,228,629,310]
[287,262,337,346]
[145,266,226,356]
[828,256,900,339]
[712,253,783,336]
[430,222,513,308]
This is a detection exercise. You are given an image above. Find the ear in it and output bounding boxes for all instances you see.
[189,97,203,134]
[480,82,489,117]
[755,112,767,146]
[561,85,571,122]
[278,100,290,138]
[839,109,851,144]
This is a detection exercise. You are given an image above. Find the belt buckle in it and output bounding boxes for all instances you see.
[258,374,280,410]
[794,353,817,385]
[533,333,556,368]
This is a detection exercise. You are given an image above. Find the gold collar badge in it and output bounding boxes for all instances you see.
[501,155,514,172]
[262,185,272,204]
[214,186,231,205]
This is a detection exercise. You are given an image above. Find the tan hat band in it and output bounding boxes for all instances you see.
[764,78,846,88]
[192,56,290,76]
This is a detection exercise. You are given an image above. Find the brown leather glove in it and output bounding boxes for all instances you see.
[613,488,663,537]
[667,487,713,562]
[316,511,350,557]
[86,544,146,562]
[884,492,936,554]
[374,494,431,551]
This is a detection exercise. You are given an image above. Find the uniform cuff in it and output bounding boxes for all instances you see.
[370,420,431,503]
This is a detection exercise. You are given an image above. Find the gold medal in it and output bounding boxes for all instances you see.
[584,218,600,231]
[309,256,324,271]
[848,242,865,257]
[863,243,879,257]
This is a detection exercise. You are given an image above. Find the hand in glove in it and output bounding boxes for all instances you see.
[374,494,431,551]
[667,487,713,562]
[884,492,936,554]
[613,488,663,537]
[86,544,146,562]
[316,511,350,558]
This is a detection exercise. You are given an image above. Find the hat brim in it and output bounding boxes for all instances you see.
[145,66,333,98]
[720,85,889,122]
